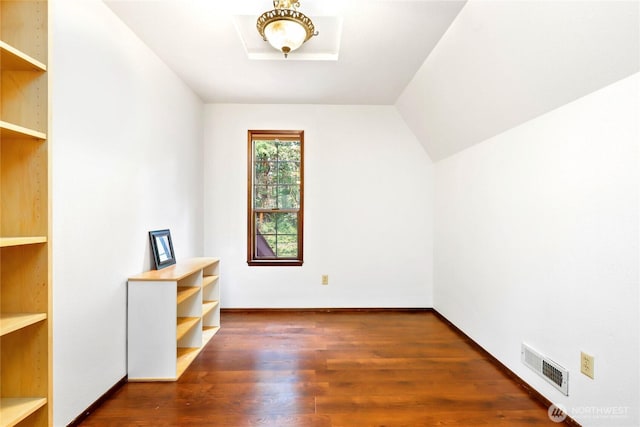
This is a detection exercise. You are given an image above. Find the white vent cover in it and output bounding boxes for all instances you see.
[521,343,569,396]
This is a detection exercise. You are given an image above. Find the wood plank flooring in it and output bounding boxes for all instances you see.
[79,311,562,426]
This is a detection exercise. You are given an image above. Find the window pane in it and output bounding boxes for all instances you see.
[260,235,277,258]
[277,161,300,185]
[254,160,276,186]
[276,212,298,236]
[254,140,278,161]
[278,141,300,161]
[256,212,277,235]
[277,235,298,257]
[254,212,298,259]
[254,186,277,209]
[277,185,300,209]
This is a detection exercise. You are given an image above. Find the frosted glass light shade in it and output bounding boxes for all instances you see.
[264,20,307,55]
[256,1,317,58]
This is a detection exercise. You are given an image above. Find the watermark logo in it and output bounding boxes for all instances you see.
[548,403,568,423]
[548,404,630,423]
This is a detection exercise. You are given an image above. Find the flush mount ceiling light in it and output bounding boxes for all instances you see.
[257,0,318,58]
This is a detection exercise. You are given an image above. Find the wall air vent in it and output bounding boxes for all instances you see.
[521,343,569,396]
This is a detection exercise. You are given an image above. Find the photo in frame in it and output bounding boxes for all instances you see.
[149,229,176,270]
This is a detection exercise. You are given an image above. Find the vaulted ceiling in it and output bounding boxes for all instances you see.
[105,0,639,160]
[104,0,467,105]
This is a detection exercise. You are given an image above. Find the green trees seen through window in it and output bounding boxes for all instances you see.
[248,131,304,266]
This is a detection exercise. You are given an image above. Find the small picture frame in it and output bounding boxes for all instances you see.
[149,229,176,270]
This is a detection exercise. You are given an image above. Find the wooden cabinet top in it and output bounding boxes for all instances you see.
[129,257,219,281]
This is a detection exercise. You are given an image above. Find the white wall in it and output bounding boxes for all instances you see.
[396,0,639,161]
[51,1,204,425]
[434,74,639,427]
[204,104,433,308]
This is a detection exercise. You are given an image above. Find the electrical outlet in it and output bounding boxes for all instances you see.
[321,275,329,285]
[581,351,594,379]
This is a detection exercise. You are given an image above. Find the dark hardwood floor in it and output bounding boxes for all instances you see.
[79,311,562,426]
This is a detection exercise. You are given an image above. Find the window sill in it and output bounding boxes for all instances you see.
[247,260,303,267]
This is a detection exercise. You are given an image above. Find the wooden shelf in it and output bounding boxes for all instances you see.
[0,41,47,72]
[202,275,219,288]
[176,287,200,305]
[176,317,200,341]
[203,326,220,343]
[175,327,220,378]
[0,237,47,248]
[0,313,47,337]
[0,121,47,140]
[1,2,51,425]
[202,301,219,317]
[176,347,200,378]
[129,258,220,281]
[0,397,47,427]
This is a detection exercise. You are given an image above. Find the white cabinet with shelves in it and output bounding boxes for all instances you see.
[127,258,220,381]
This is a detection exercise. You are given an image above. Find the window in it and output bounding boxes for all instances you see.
[247,130,304,266]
